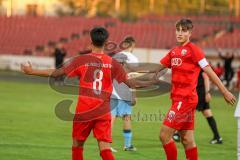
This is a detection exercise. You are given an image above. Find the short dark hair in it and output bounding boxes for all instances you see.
[123,36,135,44]
[90,27,109,47]
[176,19,193,30]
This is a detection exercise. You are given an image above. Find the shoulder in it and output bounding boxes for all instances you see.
[168,46,178,53]
[170,46,178,51]
[187,42,202,51]
[101,54,114,65]
[186,43,205,58]
[119,51,132,58]
[112,52,128,62]
[103,53,112,59]
[125,52,139,63]
[164,47,178,58]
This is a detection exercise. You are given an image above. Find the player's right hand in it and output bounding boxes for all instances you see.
[223,91,236,106]
[20,61,33,75]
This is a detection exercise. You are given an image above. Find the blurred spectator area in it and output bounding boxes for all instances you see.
[0,15,240,57]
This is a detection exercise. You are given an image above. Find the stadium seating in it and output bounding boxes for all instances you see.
[211,29,240,48]
[0,16,239,56]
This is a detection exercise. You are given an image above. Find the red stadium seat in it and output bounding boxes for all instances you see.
[0,16,239,56]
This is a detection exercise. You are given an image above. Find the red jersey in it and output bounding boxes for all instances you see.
[63,53,127,121]
[160,42,207,103]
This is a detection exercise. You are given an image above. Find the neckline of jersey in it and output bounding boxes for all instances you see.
[179,41,191,48]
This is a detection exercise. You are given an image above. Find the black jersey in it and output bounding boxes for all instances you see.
[197,70,204,89]
[196,70,210,111]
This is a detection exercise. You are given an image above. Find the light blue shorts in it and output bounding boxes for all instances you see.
[110,99,132,117]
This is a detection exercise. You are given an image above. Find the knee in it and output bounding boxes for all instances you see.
[159,130,168,143]
[202,110,212,118]
[72,139,84,147]
[181,135,195,148]
[98,141,111,151]
[202,112,209,118]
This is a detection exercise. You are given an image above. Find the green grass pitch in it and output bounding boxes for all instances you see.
[0,80,237,160]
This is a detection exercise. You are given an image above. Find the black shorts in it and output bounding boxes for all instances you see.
[196,86,210,111]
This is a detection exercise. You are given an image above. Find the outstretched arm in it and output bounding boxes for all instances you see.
[21,62,65,77]
[202,72,211,102]
[126,63,166,73]
[203,72,210,93]
[123,63,167,88]
[124,73,160,88]
[203,65,236,105]
[113,59,162,88]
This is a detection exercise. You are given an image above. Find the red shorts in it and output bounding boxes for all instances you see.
[163,100,197,130]
[72,119,112,143]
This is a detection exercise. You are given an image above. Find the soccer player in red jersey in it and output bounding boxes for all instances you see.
[126,19,236,160]
[20,27,155,160]
[158,19,236,160]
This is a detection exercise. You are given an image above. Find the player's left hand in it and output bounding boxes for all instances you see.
[223,91,236,106]
[20,61,33,75]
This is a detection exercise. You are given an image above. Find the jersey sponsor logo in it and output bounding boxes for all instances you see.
[181,49,187,56]
[171,58,182,66]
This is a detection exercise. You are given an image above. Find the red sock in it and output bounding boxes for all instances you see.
[100,149,115,160]
[163,140,177,160]
[185,147,198,160]
[72,146,83,160]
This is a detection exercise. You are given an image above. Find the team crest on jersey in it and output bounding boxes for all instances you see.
[181,49,187,56]
[167,110,175,122]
